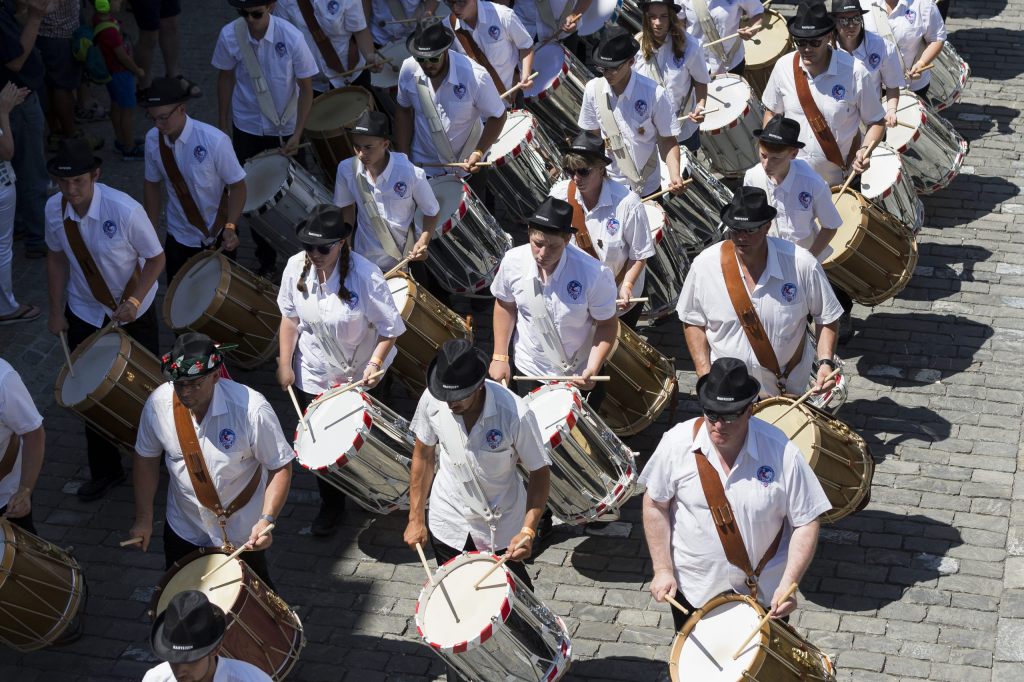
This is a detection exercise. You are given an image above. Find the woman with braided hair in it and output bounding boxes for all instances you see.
[276,204,405,535]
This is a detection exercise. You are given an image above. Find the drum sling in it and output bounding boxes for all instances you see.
[0,434,21,482]
[691,418,783,600]
[296,0,361,75]
[449,15,508,94]
[172,393,262,549]
[355,158,415,263]
[869,3,910,75]
[524,276,593,374]
[597,82,659,192]
[295,266,360,378]
[534,0,574,35]
[233,19,299,134]
[416,74,483,164]
[62,199,142,313]
[691,0,741,67]
[436,406,502,547]
[792,54,862,172]
[159,135,228,243]
[566,180,600,259]
[720,240,805,392]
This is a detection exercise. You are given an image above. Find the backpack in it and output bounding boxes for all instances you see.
[71,21,120,85]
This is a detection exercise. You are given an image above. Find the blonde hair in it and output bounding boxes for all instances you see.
[640,6,687,62]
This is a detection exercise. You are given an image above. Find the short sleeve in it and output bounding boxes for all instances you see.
[801,254,843,325]
[127,206,164,259]
[44,196,64,252]
[364,267,407,338]
[739,0,764,18]
[473,67,507,120]
[292,33,320,79]
[676,261,707,325]
[638,424,688,502]
[783,442,832,526]
[687,42,711,84]
[587,263,618,321]
[211,27,237,70]
[135,394,166,457]
[412,167,440,216]
[854,64,886,124]
[333,160,356,207]
[396,60,415,107]
[277,259,300,318]
[923,3,947,42]
[513,407,550,471]
[578,80,600,132]
[342,0,368,33]
[410,391,439,446]
[250,398,295,469]
[215,135,247,185]
[812,177,843,230]
[652,85,681,137]
[0,370,42,436]
[506,10,533,50]
[144,132,163,184]
[760,61,784,114]
[624,198,656,260]
[489,255,515,302]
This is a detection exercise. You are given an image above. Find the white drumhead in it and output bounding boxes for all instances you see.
[306,88,372,133]
[525,385,578,443]
[242,155,290,212]
[700,76,750,132]
[524,44,566,98]
[859,144,902,201]
[169,255,221,328]
[644,201,667,242]
[489,110,535,161]
[579,0,620,35]
[156,554,245,616]
[418,176,465,229]
[387,275,410,310]
[419,554,511,648]
[886,94,923,151]
[372,42,410,90]
[295,389,368,468]
[60,333,122,406]
[677,599,762,676]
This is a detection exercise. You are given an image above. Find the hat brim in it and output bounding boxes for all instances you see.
[719,204,776,231]
[294,225,351,246]
[787,18,836,38]
[831,8,869,15]
[150,610,225,663]
[640,1,683,13]
[426,351,488,403]
[46,157,102,178]
[695,373,760,414]
[227,0,271,8]
[139,92,192,108]
[569,146,614,165]
[752,129,805,149]
[527,221,576,234]
[406,32,453,59]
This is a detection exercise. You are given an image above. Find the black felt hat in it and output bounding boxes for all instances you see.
[47,137,102,177]
[406,22,455,59]
[527,197,576,234]
[139,77,194,108]
[348,110,391,138]
[592,28,640,69]
[295,204,353,246]
[788,1,836,38]
[720,186,777,231]
[426,339,489,402]
[567,130,613,165]
[227,0,272,9]
[151,591,226,663]
[830,0,867,15]
[696,358,761,414]
[753,114,805,149]
[639,0,683,13]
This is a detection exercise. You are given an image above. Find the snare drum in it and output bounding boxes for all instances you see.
[294,387,413,514]
[304,86,376,184]
[487,110,567,223]
[387,274,471,396]
[370,41,410,117]
[243,153,333,257]
[415,552,573,681]
[601,321,677,436]
[164,252,281,370]
[754,397,873,523]
[152,549,305,681]
[742,10,792,98]
[616,0,642,32]
[526,383,638,523]
[885,92,968,195]
[524,44,592,146]
[923,40,970,112]
[825,188,918,306]
[54,328,162,451]
[662,148,731,258]
[670,592,836,682]
[698,74,764,177]
[418,176,512,294]
[0,519,85,651]
[859,143,925,234]
[579,0,621,35]
[642,201,691,322]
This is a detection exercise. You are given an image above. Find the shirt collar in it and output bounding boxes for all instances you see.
[207,381,228,418]
[248,15,277,45]
[690,419,761,468]
[763,237,785,282]
[481,380,500,420]
[531,243,571,282]
[64,183,104,223]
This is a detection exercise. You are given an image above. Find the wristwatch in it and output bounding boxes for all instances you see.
[259,514,275,524]
[812,358,838,373]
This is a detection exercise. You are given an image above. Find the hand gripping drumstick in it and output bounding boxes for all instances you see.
[335,56,392,80]
[665,595,690,615]
[201,524,276,581]
[59,330,75,378]
[120,537,143,547]
[415,542,436,586]
[513,375,611,382]
[473,538,531,589]
[643,179,694,203]
[703,31,741,48]
[732,582,799,660]
[769,366,843,425]
[616,297,649,304]
[535,14,583,49]
[384,256,413,279]
[832,138,881,206]
[336,370,386,395]
[286,385,315,443]
[500,72,540,100]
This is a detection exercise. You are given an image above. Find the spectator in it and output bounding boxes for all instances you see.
[0,81,39,324]
[131,0,198,97]
[92,0,145,159]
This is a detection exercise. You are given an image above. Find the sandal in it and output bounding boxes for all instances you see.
[172,74,202,98]
[0,304,40,325]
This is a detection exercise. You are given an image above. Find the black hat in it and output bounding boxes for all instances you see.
[227,0,272,9]
[720,186,777,231]
[787,1,836,38]
[295,204,353,245]
[406,23,454,59]
[139,77,194,108]
[753,114,805,149]
[161,332,233,382]
[348,110,391,138]
[527,196,575,234]
[47,137,102,177]
[566,130,613,165]
[426,339,489,402]
[830,0,867,14]
[639,0,683,13]
[592,28,640,69]
[696,358,761,415]
[151,590,226,663]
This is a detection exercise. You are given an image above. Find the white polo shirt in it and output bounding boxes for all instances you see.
[135,380,295,549]
[513,0,572,42]
[640,416,831,608]
[743,158,843,252]
[211,15,319,137]
[144,116,247,248]
[491,243,618,376]
[333,151,440,271]
[274,0,367,89]
[143,658,273,681]
[578,72,680,196]
[676,238,843,395]
[761,49,886,185]
[680,0,763,74]
[0,361,43,510]
[633,37,711,141]
[549,177,655,306]
[863,0,946,91]
[370,0,423,45]
[411,379,550,550]
[396,50,507,174]
[841,29,906,92]
[44,184,163,327]
[450,1,533,92]
[277,251,406,394]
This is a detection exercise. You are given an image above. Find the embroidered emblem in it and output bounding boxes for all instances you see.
[756,465,775,486]
[798,191,813,209]
[102,220,117,238]
[673,54,685,68]
[831,84,846,100]
[219,428,236,449]
[605,217,620,235]
[327,0,340,13]
[488,25,501,40]
[393,181,408,198]
[485,429,503,449]
[567,279,583,300]
[781,282,798,302]
[347,291,360,308]
[634,99,648,116]
[275,41,287,57]
[193,145,208,162]
[453,83,467,99]
[868,52,882,69]
[904,9,916,22]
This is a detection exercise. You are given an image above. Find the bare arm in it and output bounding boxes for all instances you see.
[508,465,550,561]
[114,252,166,323]
[276,316,300,389]
[465,111,508,170]
[128,453,162,552]
[683,323,711,377]
[46,250,70,335]
[771,520,819,617]
[883,86,900,127]
[518,48,535,88]
[217,69,235,135]
[248,463,292,549]
[143,180,162,229]
[659,136,683,191]
[2,426,44,519]
[394,105,413,156]
[362,336,397,387]
[643,494,678,601]
[488,298,517,384]
[811,321,839,393]
[403,438,436,549]
[225,179,246,225]
[578,316,617,388]
[807,226,835,258]
[282,77,314,154]
[340,203,356,226]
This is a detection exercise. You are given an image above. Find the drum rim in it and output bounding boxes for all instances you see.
[149,547,239,619]
[489,110,537,166]
[525,382,583,447]
[741,10,792,67]
[385,271,419,318]
[163,251,230,332]
[53,327,132,409]
[305,85,375,135]
[295,388,372,470]
[669,591,769,681]
[523,44,570,101]
[700,74,754,133]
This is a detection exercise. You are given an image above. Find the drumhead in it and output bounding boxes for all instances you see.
[306,88,372,133]
[743,11,790,66]
[675,598,762,677]
[418,554,512,649]
[753,400,819,467]
[489,110,535,162]
[418,176,466,230]
[859,144,902,201]
[525,384,578,444]
[524,44,566,99]
[60,332,122,406]
[371,42,410,90]
[886,94,923,151]
[242,155,290,213]
[294,389,367,469]
[578,0,620,35]
[387,275,411,312]
[168,255,221,328]
[644,201,667,243]
[156,554,244,616]
[699,76,750,132]
[823,190,864,265]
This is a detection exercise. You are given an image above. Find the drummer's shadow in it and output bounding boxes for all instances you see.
[948,26,1023,80]
[562,654,666,681]
[939,102,1018,144]
[921,174,1018,230]
[837,396,952,464]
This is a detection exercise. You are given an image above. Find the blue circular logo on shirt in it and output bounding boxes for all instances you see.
[634,99,648,116]
[488,25,501,40]
[193,145,207,162]
[219,428,236,449]
[673,54,685,68]
[102,220,117,238]
[831,84,847,100]
[798,191,813,209]
[327,0,340,13]
[781,282,798,302]
[868,52,882,69]
[756,465,775,486]
[347,291,360,308]
[904,9,917,22]
[275,41,287,57]
[453,83,467,99]
[567,280,583,301]
[485,429,503,449]
[605,217,620,235]
[393,181,408,198]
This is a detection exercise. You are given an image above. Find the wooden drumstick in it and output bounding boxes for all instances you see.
[335,56,392,80]
[536,13,583,48]
[336,370,386,394]
[616,297,649,304]
[665,595,690,615]
[500,71,540,100]
[643,179,694,203]
[907,63,936,78]
[513,375,611,382]
[703,31,741,48]
[422,161,494,168]
[384,256,413,278]
[415,542,436,586]
[287,385,315,443]
[733,583,799,660]
[120,537,143,547]
[379,16,422,26]
[832,138,880,206]
[59,330,75,378]
[768,366,843,425]
[473,538,531,589]
[201,524,276,581]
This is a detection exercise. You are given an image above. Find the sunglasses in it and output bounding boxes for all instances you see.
[237,9,266,19]
[302,241,340,255]
[562,166,594,178]
[794,38,825,48]
[415,55,444,64]
[836,16,863,26]
[595,61,628,75]
[704,410,744,424]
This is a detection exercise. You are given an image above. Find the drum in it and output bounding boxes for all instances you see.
[526,383,637,523]
[151,549,304,681]
[616,0,642,32]
[579,0,621,35]
[923,40,970,112]
[0,519,85,651]
[524,44,592,147]
[294,386,414,514]
[859,143,925,235]
[415,552,573,681]
[670,592,836,682]
[742,10,792,98]
[164,252,281,370]
[54,328,162,451]
[304,86,376,184]
[825,187,918,306]
[243,153,334,257]
[370,41,411,117]
[642,200,691,323]
[885,92,967,195]
[753,397,873,523]
[698,74,764,177]
[600,321,677,436]
[662,147,731,259]
[387,273,471,396]
[418,176,512,294]
[486,109,567,223]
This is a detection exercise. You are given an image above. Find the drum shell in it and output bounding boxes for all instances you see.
[524,45,592,148]
[642,203,691,322]
[886,93,967,195]
[860,145,924,235]
[600,322,677,436]
[742,11,792,98]
[924,41,970,112]
[243,155,334,258]
[486,110,568,224]
[698,75,765,177]
[662,148,731,259]
[370,41,411,118]
[164,252,281,370]
[303,86,376,184]
[0,519,85,651]
[53,328,163,450]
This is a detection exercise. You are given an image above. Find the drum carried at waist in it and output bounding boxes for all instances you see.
[304,86,376,184]
[885,92,967,195]
[486,109,567,224]
[923,40,970,112]
[859,143,925,235]
[642,200,691,323]
[742,10,792,98]
[698,74,765,178]
[661,148,731,259]
[524,44,593,147]
[600,321,677,436]
[242,153,334,258]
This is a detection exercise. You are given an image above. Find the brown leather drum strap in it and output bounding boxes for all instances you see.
[296,0,345,73]
[0,435,21,482]
[792,53,845,171]
[159,136,219,240]
[567,179,600,260]
[61,198,141,312]
[449,15,507,94]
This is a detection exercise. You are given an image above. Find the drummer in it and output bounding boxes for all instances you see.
[634,0,710,153]
[277,204,406,537]
[368,0,441,49]
[130,332,294,589]
[0,360,45,534]
[333,111,440,279]
[760,1,886,186]
[831,0,904,128]
[549,131,655,330]
[679,0,765,77]
[640,357,831,630]
[44,138,165,502]
[447,0,536,98]
[140,78,248,283]
[514,0,591,45]
[863,0,947,101]
[578,28,686,198]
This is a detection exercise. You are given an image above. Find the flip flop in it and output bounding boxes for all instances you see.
[0,304,40,325]
[173,74,203,98]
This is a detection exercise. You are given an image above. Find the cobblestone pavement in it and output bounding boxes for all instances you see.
[2,0,1024,679]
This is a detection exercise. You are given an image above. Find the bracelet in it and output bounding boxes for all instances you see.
[370,356,384,367]
[812,358,838,372]
[520,526,536,539]
[492,353,510,362]
[126,296,141,308]
[622,281,634,289]
[224,222,237,231]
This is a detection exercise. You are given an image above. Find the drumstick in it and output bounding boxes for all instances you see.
[732,583,799,660]
[415,542,435,586]
[762,0,774,8]
[286,385,315,444]
[768,366,843,425]
[706,91,727,105]
[895,120,918,129]
[616,297,649,304]
[697,107,719,115]
[379,16,422,25]
[665,595,690,615]
[335,56,392,80]
[832,138,880,206]
[336,370,386,394]
[536,14,583,48]
[500,71,540,100]
[643,179,694,203]
[422,161,494,168]
[512,375,611,382]
[703,31,741,48]
[59,330,75,378]
[120,537,143,547]
[384,256,413,278]
[473,538,531,589]
[200,524,276,581]
[907,63,936,78]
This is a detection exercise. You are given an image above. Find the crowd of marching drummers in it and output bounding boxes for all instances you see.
[0,0,974,679]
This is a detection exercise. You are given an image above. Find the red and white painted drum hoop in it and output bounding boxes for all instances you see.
[524,44,593,146]
[884,92,967,195]
[486,110,568,223]
[698,74,765,178]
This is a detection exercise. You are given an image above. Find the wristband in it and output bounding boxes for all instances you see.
[492,353,510,362]
[126,296,141,308]
[224,222,237,231]
[370,356,384,366]
[259,514,275,524]
[812,358,838,373]
[520,526,536,539]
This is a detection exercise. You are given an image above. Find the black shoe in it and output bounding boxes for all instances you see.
[837,312,854,345]
[77,472,126,502]
[311,506,343,537]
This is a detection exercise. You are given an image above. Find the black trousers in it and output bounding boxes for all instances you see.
[0,506,36,534]
[66,305,160,480]
[294,388,348,511]
[619,302,643,331]
[163,233,236,285]
[911,82,931,101]
[728,60,746,78]
[163,520,275,591]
